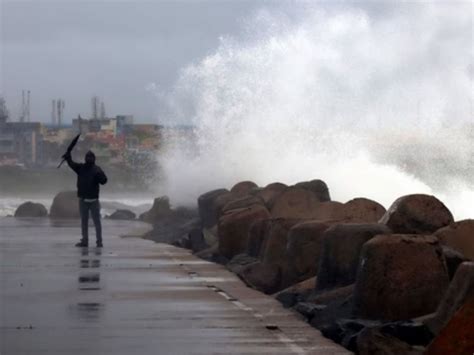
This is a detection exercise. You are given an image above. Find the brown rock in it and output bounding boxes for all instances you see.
[218,204,270,259]
[435,219,474,260]
[353,234,450,321]
[316,223,391,291]
[261,218,301,265]
[255,182,288,209]
[380,194,454,234]
[213,191,240,217]
[139,196,172,223]
[238,261,281,294]
[197,188,230,228]
[227,253,258,275]
[14,202,48,218]
[342,197,386,223]
[425,293,474,355]
[357,328,423,355]
[50,191,80,219]
[221,195,264,214]
[240,217,303,292]
[274,276,317,308]
[270,187,321,219]
[441,246,469,279]
[230,181,258,196]
[287,221,331,283]
[312,201,346,221]
[427,262,474,334]
[247,219,273,258]
[294,179,331,202]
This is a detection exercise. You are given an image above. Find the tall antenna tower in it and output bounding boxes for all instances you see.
[20,90,25,122]
[26,90,31,122]
[91,96,99,120]
[57,99,65,127]
[100,101,106,120]
[0,97,9,122]
[52,100,57,125]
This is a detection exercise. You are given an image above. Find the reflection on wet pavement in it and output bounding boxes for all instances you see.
[68,303,104,321]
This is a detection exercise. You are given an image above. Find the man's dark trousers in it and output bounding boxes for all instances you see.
[79,199,102,245]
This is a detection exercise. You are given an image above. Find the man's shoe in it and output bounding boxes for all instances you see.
[96,242,103,248]
[75,241,88,247]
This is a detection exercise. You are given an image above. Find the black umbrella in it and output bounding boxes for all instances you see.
[57,133,81,168]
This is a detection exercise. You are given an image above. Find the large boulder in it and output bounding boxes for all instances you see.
[260,218,301,289]
[270,187,321,219]
[434,219,474,260]
[227,253,258,275]
[213,192,240,219]
[50,191,80,219]
[294,179,331,202]
[246,219,273,258]
[107,209,136,220]
[427,262,474,335]
[441,246,469,279]
[139,196,172,223]
[286,221,332,283]
[424,294,474,355]
[342,198,386,223]
[380,194,454,234]
[238,261,281,294]
[312,201,346,221]
[14,202,48,218]
[353,234,450,321]
[308,285,356,330]
[187,228,209,253]
[316,223,391,291]
[197,188,229,228]
[218,204,270,259]
[357,328,423,355]
[230,181,258,196]
[221,195,264,214]
[275,276,317,308]
[254,182,288,208]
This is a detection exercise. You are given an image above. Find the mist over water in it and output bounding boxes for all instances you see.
[154,3,473,219]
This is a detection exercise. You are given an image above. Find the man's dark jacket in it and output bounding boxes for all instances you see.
[66,156,108,199]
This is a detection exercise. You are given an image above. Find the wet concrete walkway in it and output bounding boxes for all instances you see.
[0,218,349,355]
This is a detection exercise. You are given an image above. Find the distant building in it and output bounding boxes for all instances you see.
[116,115,134,135]
[72,115,134,137]
[0,133,15,159]
[0,97,9,127]
[99,118,117,135]
[0,122,43,166]
[42,127,74,144]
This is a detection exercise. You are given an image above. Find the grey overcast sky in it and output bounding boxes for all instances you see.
[0,0,263,123]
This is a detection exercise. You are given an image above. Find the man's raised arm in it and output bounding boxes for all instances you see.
[63,152,81,174]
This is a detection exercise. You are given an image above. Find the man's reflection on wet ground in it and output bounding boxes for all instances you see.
[69,247,104,321]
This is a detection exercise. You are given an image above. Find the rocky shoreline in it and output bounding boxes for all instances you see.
[13,181,474,354]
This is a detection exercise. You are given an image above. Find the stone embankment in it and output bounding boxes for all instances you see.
[168,179,473,354]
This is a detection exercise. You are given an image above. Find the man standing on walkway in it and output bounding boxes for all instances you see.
[63,150,108,247]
